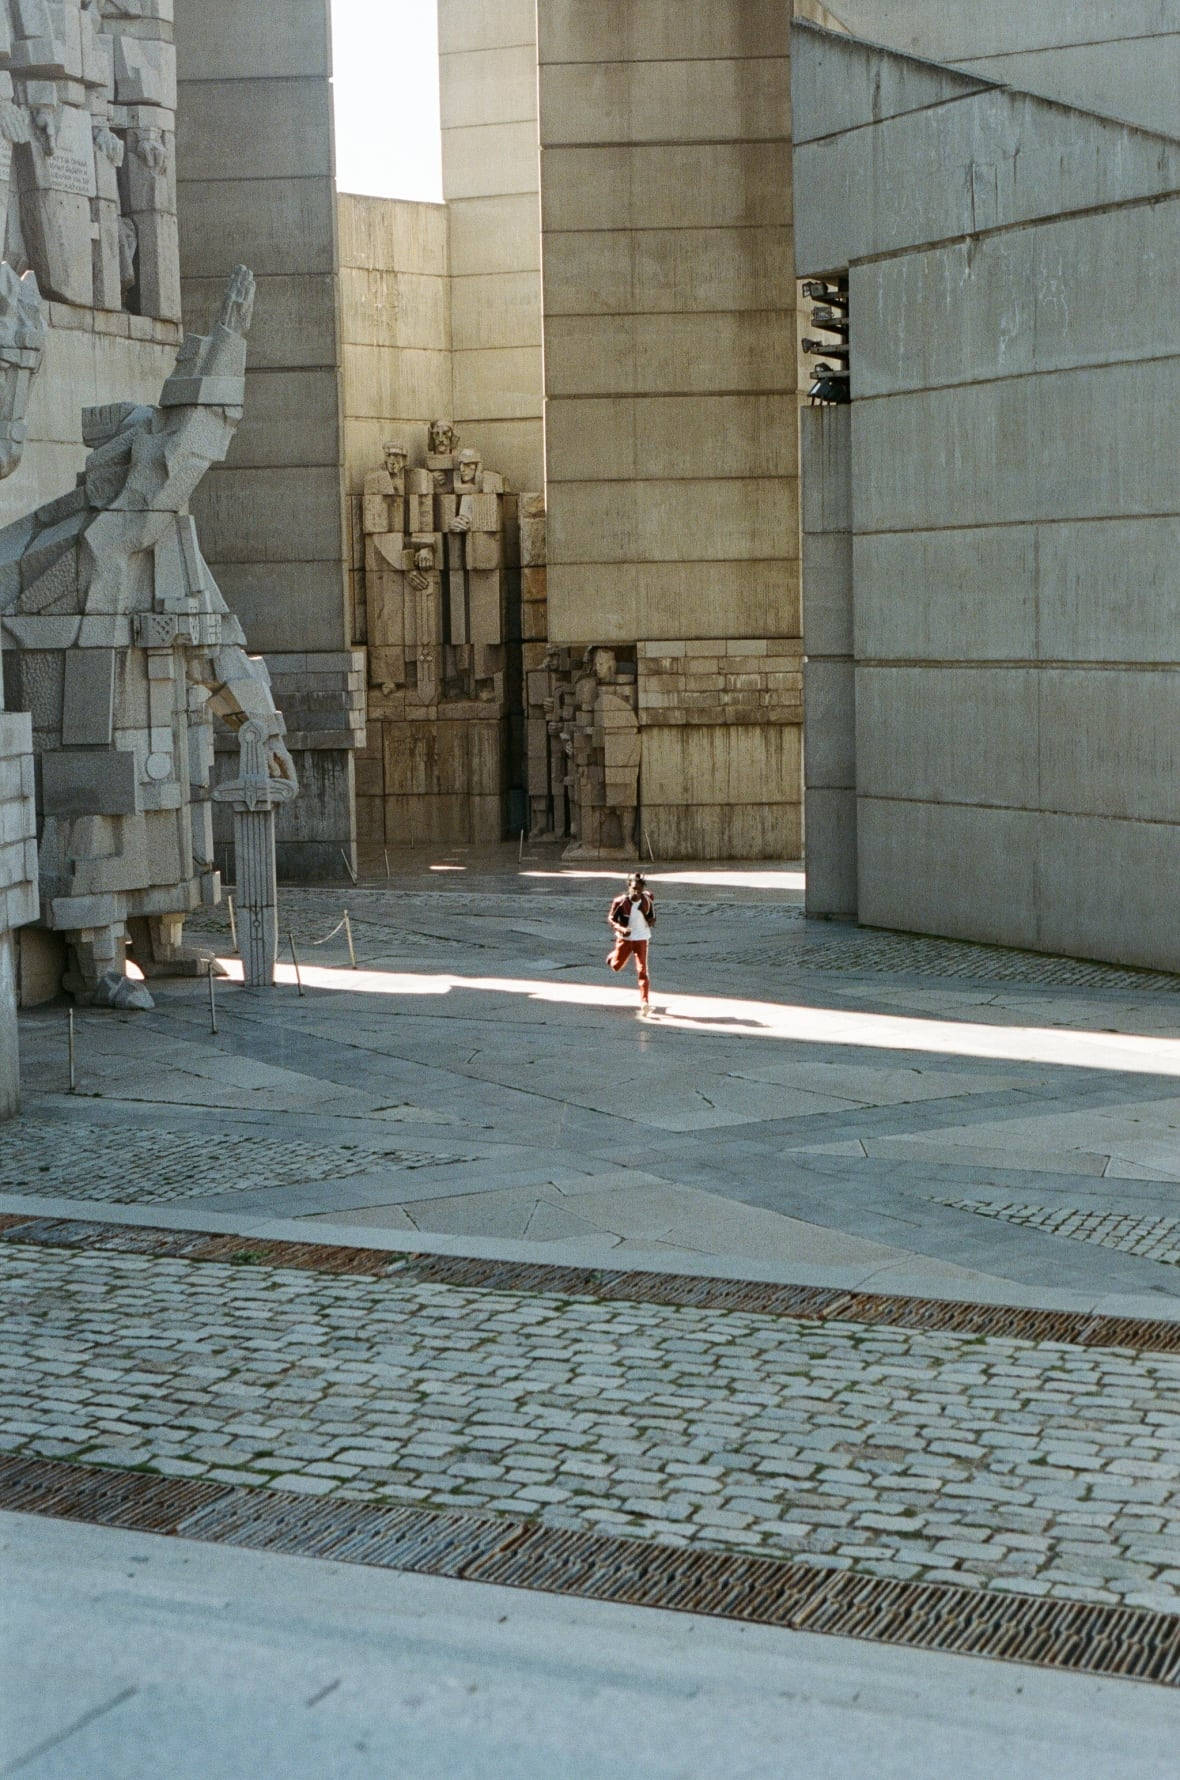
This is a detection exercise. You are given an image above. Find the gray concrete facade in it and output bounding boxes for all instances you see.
[793,20,1180,969]
[821,1,1180,138]
[175,0,362,883]
[536,0,804,859]
[439,0,545,494]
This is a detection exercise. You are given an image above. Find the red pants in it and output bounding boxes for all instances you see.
[607,937,650,1002]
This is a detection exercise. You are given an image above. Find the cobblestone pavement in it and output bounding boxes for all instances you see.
[0,1123,473,1204]
[942,1200,1180,1267]
[5,1238,1180,1612]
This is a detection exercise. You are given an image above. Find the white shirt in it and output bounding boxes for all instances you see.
[628,900,652,941]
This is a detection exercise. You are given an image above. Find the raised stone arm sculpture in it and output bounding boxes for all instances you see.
[0,263,299,1005]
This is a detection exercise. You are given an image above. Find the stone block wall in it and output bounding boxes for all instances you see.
[175,0,360,882]
[438,0,544,492]
[793,21,1180,969]
[536,0,803,860]
[638,642,804,859]
[822,0,1180,138]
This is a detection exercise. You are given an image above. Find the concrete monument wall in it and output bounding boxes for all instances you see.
[793,21,1180,969]
[819,1,1180,138]
[338,194,452,653]
[438,0,544,494]
[174,0,361,882]
[536,0,803,859]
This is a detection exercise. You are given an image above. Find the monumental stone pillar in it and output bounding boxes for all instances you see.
[213,719,296,987]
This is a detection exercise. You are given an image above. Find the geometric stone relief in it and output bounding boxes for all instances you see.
[359,425,544,850]
[363,424,509,711]
[538,643,640,857]
[0,265,298,1002]
[1,0,180,320]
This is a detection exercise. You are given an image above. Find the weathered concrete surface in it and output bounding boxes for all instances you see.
[793,22,1180,969]
[6,1514,1178,1780]
[538,0,802,859]
[821,0,1180,138]
[175,0,359,883]
[439,0,545,492]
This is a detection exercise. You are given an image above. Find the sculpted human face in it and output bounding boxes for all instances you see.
[383,444,406,476]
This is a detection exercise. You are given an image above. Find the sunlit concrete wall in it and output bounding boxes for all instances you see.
[537,0,803,858]
[437,0,545,492]
[820,1,1180,137]
[793,21,1180,968]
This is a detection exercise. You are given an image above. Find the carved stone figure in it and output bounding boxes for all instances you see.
[542,641,640,857]
[0,258,44,475]
[0,0,179,319]
[361,428,506,713]
[0,265,298,1001]
[428,418,458,460]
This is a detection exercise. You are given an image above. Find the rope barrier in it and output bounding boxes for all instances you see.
[307,915,350,947]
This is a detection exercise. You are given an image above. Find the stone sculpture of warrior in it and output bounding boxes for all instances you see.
[0,264,298,1003]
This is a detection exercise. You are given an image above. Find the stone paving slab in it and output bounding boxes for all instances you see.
[4,1236,1180,1612]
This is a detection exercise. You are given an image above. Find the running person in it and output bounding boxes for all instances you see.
[606,871,656,1016]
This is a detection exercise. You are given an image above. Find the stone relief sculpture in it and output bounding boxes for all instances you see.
[0,264,298,1004]
[0,0,179,319]
[542,644,640,857]
[362,421,507,712]
[0,256,45,474]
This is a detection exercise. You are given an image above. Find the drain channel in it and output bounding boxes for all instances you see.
[4,1456,1179,1687]
[3,1216,1180,1353]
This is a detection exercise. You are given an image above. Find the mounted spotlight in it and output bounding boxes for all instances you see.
[802,276,850,405]
[807,363,849,405]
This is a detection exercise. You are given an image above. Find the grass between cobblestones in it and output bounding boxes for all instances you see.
[4,1239,1180,1612]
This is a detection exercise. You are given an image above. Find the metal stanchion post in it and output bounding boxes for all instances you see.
[207,960,218,1034]
[344,910,357,970]
[67,1008,76,1094]
[226,893,237,953]
[518,828,524,862]
[288,932,304,996]
[383,848,391,880]
[340,847,357,885]
[644,828,656,865]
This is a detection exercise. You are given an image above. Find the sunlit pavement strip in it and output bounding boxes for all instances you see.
[4,1238,1180,1612]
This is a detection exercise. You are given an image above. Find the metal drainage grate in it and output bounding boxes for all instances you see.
[0,1216,405,1278]
[3,1218,1180,1354]
[403,1255,1180,1356]
[4,1456,1179,1688]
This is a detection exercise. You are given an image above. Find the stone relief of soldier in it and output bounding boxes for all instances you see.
[0,264,297,1004]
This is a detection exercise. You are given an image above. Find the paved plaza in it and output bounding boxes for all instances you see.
[5,852,1180,1774]
[10,850,1180,1292]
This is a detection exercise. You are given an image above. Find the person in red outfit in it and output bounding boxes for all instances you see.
[606,871,657,1016]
